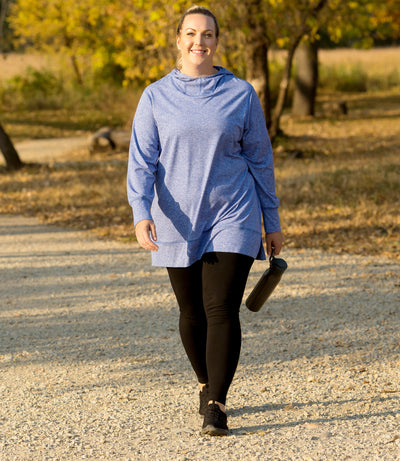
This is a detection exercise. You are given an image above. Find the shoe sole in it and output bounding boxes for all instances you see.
[201,424,229,436]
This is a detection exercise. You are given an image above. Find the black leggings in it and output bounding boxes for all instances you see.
[167,252,254,405]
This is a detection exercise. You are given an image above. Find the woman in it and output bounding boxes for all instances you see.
[127,5,283,436]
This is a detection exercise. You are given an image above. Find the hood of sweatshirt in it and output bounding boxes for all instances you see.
[168,66,234,97]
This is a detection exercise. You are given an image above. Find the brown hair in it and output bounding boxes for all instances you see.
[176,5,220,38]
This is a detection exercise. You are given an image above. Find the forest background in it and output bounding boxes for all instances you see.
[0,0,399,261]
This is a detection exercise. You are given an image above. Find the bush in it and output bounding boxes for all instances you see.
[319,62,400,93]
[367,68,400,91]
[1,67,65,110]
[0,66,142,117]
[319,64,368,92]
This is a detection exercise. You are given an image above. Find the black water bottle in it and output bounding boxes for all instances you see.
[246,250,288,312]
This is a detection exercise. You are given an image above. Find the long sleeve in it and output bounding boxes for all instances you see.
[127,90,160,226]
[241,89,281,234]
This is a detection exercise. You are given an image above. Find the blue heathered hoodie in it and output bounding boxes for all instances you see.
[127,67,280,267]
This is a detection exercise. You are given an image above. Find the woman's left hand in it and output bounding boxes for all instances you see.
[266,231,284,256]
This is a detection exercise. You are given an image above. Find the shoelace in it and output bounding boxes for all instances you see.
[206,402,225,422]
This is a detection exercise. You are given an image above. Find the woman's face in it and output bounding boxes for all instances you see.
[177,14,218,76]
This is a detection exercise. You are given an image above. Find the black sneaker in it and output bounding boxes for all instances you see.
[201,402,229,436]
[199,384,209,415]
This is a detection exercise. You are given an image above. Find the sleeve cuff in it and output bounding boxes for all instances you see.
[131,199,153,226]
[263,208,281,234]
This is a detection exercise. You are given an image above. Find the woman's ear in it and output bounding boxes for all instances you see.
[176,35,181,50]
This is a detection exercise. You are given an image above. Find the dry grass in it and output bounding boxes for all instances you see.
[318,47,400,76]
[1,108,133,142]
[1,53,65,81]
[276,91,400,260]
[268,46,400,74]
[0,152,134,241]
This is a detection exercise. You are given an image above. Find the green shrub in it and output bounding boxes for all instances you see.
[319,64,368,92]
[319,62,400,93]
[0,65,142,116]
[1,67,66,110]
[367,68,400,91]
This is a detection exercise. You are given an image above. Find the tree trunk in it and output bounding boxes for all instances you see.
[269,0,328,140]
[292,39,319,117]
[70,55,84,85]
[0,0,9,51]
[0,122,24,171]
[244,0,271,127]
[246,41,271,128]
[269,35,302,140]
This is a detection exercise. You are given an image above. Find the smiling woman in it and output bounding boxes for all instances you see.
[127,5,283,437]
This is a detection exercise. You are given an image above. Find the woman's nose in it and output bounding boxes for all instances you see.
[195,34,204,45]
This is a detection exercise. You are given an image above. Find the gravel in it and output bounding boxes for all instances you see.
[12,137,89,164]
[1,214,399,460]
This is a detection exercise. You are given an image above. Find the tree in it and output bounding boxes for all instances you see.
[291,0,400,118]
[324,0,400,47]
[222,0,400,136]
[0,122,23,171]
[267,0,328,138]
[242,0,271,126]
[292,38,319,117]
[9,0,121,84]
[213,0,330,136]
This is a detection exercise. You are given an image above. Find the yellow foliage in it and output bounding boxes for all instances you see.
[150,10,161,21]
[276,38,289,49]
[8,0,400,85]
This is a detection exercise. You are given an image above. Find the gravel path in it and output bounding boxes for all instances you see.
[14,137,89,163]
[0,137,89,167]
[1,214,399,460]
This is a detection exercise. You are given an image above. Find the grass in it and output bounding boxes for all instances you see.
[0,50,399,261]
[276,91,400,260]
[0,53,63,81]
[275,46,400,93]
[0,154,134,241]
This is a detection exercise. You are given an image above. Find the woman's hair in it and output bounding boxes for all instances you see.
[176,5,220,38]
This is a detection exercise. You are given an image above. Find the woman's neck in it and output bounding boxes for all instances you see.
[179,65,218,77]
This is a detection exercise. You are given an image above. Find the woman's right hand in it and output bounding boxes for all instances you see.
[135,219,159,251]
